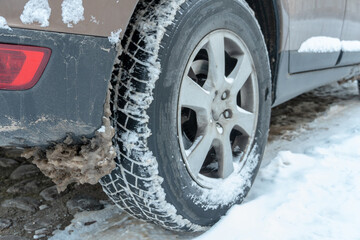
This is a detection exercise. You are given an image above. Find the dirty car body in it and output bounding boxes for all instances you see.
[0,0,138,147]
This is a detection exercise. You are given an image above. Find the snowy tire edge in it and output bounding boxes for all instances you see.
[99,0,206,232]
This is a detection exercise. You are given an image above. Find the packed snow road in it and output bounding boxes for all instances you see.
[50,81,360,240]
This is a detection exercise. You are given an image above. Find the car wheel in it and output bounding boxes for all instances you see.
[100,0,271,231]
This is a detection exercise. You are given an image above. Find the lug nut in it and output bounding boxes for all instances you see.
[216,123,224,134]
[221,91,229,100]
[224,109,232,119]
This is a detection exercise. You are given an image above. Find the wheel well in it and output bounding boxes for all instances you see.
[245,0,279,100]
[127,0,280,102]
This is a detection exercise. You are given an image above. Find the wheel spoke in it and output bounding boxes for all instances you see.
[187,128,216,176]
[179,76,212,112]
[229,54,253,94]
[231,106,256,136]
[206,34,225,88]
[218,137,234,178]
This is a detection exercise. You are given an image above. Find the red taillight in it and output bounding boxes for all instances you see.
[0,44,51,90]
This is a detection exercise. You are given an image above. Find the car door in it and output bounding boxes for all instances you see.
[288,0,346,73]
[338,0,360,66]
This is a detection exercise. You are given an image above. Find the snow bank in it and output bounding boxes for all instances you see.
[299,36,360,53]
[196,90,360,240]
[0,16,11,30]
[20,0,51,27]
[61,0,84,28]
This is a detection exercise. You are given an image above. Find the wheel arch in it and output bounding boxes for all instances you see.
[244,0,280,103]
[124,0,281,101]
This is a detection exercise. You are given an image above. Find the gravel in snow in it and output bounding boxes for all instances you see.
[0,16,11,30]
[20,0,51,27]
[61,0,85,28]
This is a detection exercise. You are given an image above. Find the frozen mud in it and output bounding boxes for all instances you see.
[22,91,116,192]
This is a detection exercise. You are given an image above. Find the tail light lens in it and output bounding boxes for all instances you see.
[0,43,51,90]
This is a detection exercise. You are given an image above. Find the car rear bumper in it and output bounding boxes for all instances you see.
[0,27,117,147]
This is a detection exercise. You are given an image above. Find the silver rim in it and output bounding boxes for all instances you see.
[177,30,259,188]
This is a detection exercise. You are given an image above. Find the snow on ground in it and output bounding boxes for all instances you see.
[197,98,360,240]
[299,36,360,53]
[20,0,51,27]
[51,82,360,240]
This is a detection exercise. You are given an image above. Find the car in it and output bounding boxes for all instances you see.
[1,0,360,232]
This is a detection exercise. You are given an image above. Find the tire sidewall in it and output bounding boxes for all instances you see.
[147,0,271,226]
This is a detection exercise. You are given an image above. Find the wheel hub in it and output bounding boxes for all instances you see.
[210,89,233,132]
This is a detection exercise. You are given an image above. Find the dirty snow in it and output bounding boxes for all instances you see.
[108,29,122,45]
[22,91,116,192]
[299,36,360,53]
[97,126,106,133]
[61,0,84,28]
[0,16,11,30]
[52,82,360,239]
[20,0,51,27]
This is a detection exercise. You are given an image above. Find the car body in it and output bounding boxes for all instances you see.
[1,0,360,231]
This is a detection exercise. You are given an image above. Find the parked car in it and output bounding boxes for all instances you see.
[1,0,359,231]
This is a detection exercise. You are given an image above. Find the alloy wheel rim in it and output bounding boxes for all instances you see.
[177,29,259,188]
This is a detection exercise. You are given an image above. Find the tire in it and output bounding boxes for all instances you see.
[100,0,272,231]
